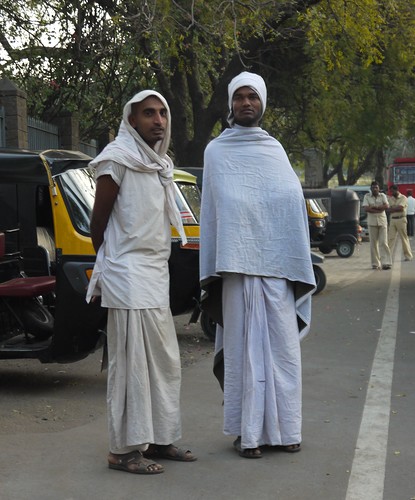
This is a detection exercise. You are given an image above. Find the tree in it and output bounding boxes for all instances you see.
[293,0,415,186]
[2,0,415,183]
[0,0,323,166]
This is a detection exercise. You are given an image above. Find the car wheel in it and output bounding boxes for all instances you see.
[313,265,326,295]
[200,311,216,342]
[336,240,355,258]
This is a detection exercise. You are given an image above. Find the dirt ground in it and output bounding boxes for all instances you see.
[0,315,213,435]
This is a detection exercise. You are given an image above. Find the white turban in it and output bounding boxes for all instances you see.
[227,71,267,126]
[122,90,171,157]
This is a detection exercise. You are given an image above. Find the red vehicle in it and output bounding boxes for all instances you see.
[386,157,415,194]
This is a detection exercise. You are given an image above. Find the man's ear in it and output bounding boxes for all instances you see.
[128,114,136,127]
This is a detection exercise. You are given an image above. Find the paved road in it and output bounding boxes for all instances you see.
[1,240,414,500]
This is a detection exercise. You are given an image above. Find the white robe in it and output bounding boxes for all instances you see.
[89,161,171,309]
[107,308,181,453]
[200,124,315,448]
[85,90,186,453]
[219,274,301,449]
[200,125,315,336]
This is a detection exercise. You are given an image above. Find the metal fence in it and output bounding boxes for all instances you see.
[27,116,59,150]
[1,113,98,155]
[79,139,98,157]
[0,107,5,148]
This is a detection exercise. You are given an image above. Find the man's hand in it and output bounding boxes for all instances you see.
[90,175,120,253]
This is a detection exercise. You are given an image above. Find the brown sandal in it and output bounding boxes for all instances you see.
[108,450,164,474]
[233,437,262,459]
[143,444,197,462]
[280,443,301,453]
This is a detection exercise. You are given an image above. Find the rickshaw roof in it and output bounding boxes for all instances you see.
[303,188,359,221]
[0,149,197,185]
[0,149,92,184]
[173,168,197,184]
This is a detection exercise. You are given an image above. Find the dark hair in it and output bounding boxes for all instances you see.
[407,189,413,196]
[391,184,398,190]
[371,180,379,187]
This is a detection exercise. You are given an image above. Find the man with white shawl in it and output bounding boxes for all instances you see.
[86,90,196,474]
[200,72,315,458]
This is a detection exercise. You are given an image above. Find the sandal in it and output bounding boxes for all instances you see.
[233,437,262,459]
[280,443,301,453]
[108,450,164,474]
[143,444,197,462]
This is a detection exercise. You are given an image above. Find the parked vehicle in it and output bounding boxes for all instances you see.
[385,157,415,195]
[334,185,370,237]
[0,149,201,363]
[303,188,361,258]
[311,251,326,295]
[306,198,329,242]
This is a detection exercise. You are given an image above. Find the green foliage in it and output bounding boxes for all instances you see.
[1,0,415,181]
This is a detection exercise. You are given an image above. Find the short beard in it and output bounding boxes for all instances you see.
[233,115,260,127]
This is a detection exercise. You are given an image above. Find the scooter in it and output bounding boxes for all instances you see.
[0,230,57,357]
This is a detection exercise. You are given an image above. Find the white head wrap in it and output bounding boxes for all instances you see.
[89,90,187,245]
[122,90,171,157]
[227,71,267,126]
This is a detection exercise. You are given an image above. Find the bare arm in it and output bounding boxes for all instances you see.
[90,175,119,253]
[388,203,404,214]
[363,194,388,213]
[364,204,388,213]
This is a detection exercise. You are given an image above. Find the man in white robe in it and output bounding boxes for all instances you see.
[87,90,196,474]
[200,72,315,458]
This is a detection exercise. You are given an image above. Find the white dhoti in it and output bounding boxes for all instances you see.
[217,274,302,450]
[107,308,182,454]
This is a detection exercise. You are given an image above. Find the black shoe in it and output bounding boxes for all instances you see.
[382,265,391,270]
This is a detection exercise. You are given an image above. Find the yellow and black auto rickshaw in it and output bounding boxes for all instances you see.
[304,188,361,258]
[0,149,200,363]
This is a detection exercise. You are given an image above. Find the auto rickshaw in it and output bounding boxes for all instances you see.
[303,188,361,258]
[305,197,329,242]
[0,149,200,363]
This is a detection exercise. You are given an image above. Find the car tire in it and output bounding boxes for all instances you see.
[313,265,326,295]
[200,311,217,342]
[336,240,355,258]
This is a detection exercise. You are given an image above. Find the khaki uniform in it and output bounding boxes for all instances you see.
[388,193,413,261]
[362,192,392,268]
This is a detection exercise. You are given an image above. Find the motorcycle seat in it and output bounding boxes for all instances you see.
[0,276,56,298]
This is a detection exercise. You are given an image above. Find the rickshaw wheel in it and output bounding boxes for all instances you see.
[16,298,54,340]
[200,311,217,342]
[319,246,332,255]
[336,240,355,258]
[313,265,326,295]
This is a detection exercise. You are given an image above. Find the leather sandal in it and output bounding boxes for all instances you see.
[108,450,164,474]
[143,444,197,462]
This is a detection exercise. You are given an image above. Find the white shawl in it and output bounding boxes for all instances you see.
[200,125,315,338]
[89,90,186,245]
[86,91,186,304]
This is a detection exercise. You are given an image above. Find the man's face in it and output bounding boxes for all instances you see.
[232,86,262,127]
[391,187,399,197]
[128,96,168,149]
[371,184,380,196]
